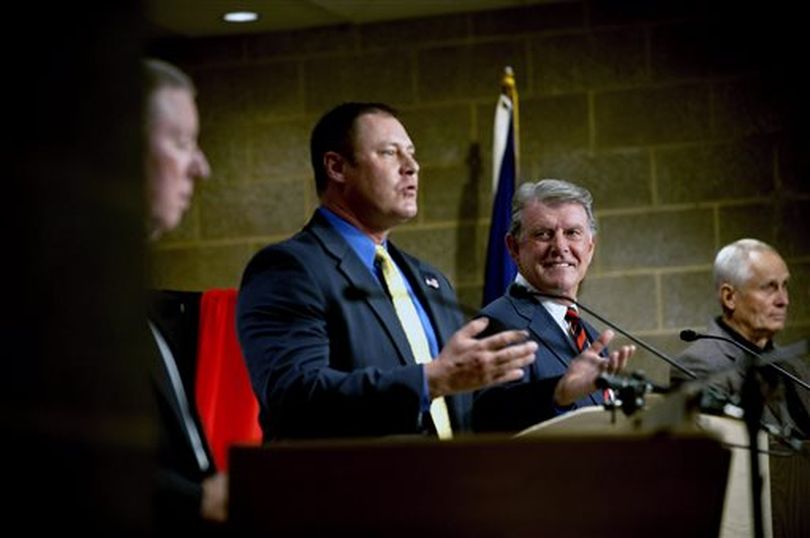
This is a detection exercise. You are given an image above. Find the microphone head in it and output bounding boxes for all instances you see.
[509,285,572,304]
[509,285,532,299]
[595,373,647,391]
[473,315,515,339]
[680,329,699,342]
[343,285,371,301]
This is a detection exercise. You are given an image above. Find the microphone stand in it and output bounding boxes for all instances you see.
[680,330,810,392]
[741,356,766,538]
[679,330,792,538]
[514,286,698,380]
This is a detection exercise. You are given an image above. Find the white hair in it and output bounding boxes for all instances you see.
[713,238,778,290]
[143,58,196,128]
[510,179,597,238]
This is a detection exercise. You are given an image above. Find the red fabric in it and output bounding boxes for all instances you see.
[195,288,261,471]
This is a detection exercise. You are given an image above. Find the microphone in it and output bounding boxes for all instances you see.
[678,329,700,343]
[679,329,810,392]
[596,372,668,394]
[596,372,668,416]
[511,285,697,380]
[343,284,372,302]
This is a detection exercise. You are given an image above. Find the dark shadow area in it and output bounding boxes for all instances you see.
[3,2,155,533]
[457,142,483,308]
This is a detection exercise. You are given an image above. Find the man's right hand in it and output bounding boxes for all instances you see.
[424,317,537,398]
[201,472,228,523]
[553,329,634,406]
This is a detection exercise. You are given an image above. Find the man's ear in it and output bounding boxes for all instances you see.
[323,151,347,184]
[505,233,519,263]
[585,234,596,264]
[719,283,736,312]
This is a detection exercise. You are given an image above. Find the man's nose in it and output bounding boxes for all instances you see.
[776,286,789,306]
[550,229,568,251]
[401,152,419,175]
[192,147,211,181]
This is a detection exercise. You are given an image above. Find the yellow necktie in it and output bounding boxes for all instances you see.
[375,245,453,440]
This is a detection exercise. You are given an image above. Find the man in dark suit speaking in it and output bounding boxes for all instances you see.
[236,102,552,441]
[473,179,635,433]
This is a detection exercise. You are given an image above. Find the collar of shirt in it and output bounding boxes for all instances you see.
[318,206,439,358]
[318,206,438,411]
[319,206,382,276]
[514,273,574,337]
[716,316,774,353]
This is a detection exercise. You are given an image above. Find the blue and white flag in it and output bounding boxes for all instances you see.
[482,67,519,307]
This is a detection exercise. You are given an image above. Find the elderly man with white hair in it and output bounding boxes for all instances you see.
[671,238,810,438]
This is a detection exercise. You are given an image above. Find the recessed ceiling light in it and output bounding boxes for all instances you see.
[223,11,259,23]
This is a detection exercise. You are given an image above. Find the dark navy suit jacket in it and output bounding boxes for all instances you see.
[237,211,468,440]
[672,317,810,438]
[473,284,604,433]
[147,291,218,533]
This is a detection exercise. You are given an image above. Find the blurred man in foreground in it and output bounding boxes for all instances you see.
[143,58,228,530]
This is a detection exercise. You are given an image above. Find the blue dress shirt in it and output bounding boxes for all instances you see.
[319,207,438,411]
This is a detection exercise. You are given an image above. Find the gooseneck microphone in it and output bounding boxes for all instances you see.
[679,329,810,392]
[678,329,703,343]
[512,286,697,380]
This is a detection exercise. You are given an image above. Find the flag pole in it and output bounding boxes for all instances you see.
[501,66,519,177]
[482,67,519,307]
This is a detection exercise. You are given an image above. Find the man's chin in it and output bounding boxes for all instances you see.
[158,211,185,236]
[394,206,418,222]
[536,278,577,296]
[769,322,786,333]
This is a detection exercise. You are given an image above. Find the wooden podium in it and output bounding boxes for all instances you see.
[230,429,730,537]
[518,401,772,538]
[769,439,810,538]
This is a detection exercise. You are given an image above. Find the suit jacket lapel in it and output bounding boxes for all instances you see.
[511,290,602,405]
[708,319,745,365]
[307,214,416,367]
[508,292,573,370]
[147,321,189,434]
[151,342,186,430]
[390,243,472,427]
[389,244,453,347]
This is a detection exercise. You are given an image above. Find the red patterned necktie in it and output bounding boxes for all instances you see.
[565,306,613,403]
[564,307,588,352]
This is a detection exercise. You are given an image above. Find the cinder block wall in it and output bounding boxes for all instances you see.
[150,1,809,383]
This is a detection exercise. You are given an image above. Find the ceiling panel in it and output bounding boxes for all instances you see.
[146,0,550,38]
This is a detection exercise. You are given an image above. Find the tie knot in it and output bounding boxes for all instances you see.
[374,244,388,259]
[564,306,579,323]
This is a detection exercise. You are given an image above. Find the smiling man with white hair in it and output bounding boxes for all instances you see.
[473,179,635,433]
